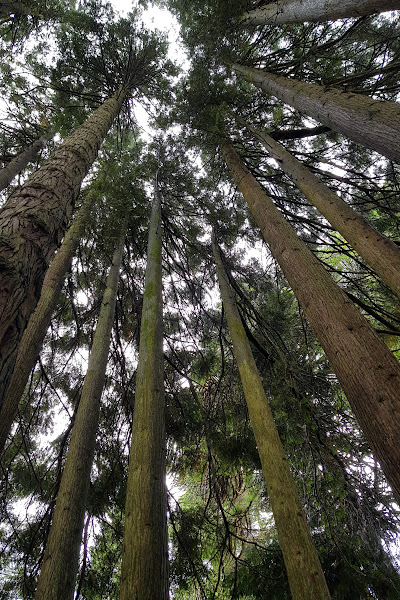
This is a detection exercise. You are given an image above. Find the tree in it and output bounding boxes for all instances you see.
[0,16,167,409]
[0,136,46,192]
[240,0,400,26]
[0,193,93,455]
[233,64,400,164]
[221,138,400,502]
[243,123,400,299]
[34,210,128,600]
[212,233,330,600]
[120,182,169,600]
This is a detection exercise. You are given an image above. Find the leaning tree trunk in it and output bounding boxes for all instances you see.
[0,86,126,409]
[120,184,168,600]
[240,0,400,26]
[0,196,93,456]
[233,64,400,165]
[212,236,331,600]
[221,139,400,503]
[248,125,400,299]
[34,216,127,600]
[0,136,46,192]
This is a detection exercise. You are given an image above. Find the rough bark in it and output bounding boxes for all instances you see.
[212,237,331,600]
[0,87,126,410]
[233,64,400,164]
[0,197,92,456]
[250,126,400,298]
[241,0,400,26]
[221,139,400,503]
[34,218,127,600]
[0,137,45,192]
[120,185,168,600]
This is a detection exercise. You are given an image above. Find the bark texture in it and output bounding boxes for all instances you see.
[233,64,400,164]
[120,186,168,600]
[241,0,400,26]
[212,237,331,600]
[0,137,45,192]
[0,87,126,409]
[251,126,400,298]
[222,139,400,503]
[0,198,92,455]
[34,219,127,600]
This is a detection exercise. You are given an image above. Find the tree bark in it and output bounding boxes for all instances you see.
[233,64,400,164]
[221,139,400,503]
[241,0,400,26]
[34,217,127,600]
[0,197,93,456]
[212,236,331,600]
[0,137,46,192]
[0,87,126,410]
[120,184,169,600]
[249,125,400,298]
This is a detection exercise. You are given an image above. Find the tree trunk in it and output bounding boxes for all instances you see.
[34,217,127,600]
[221,139,400,503]
[233,64,400,164]
[120,184,168,600]
[212,236,331,600]
[248,125,400,298]
[0,197,93,456]
[241,0,400,26]
[0,87,126,410]
[0,137,45,192]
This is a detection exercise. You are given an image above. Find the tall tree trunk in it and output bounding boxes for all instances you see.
[0,136,46,192]
[221,139,400,503]
[212,236,331,600]
[120,184,168,600]
[241,0,400,26]
[0,87,126,410]
[0,196,93,456]
[248,125,400,298]
[34,216,127,600]
[233,64,400,164]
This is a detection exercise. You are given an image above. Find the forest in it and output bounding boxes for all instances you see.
[0,0,400,598]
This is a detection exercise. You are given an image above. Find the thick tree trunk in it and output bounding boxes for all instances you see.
[120,185,168,600]
[0,197,92,456]
[0,137,45,192]
[34,218,127,600]
[0,87,126,410]
[233,64,400,164]
[212,237,331,600]
[250,126,400,298]
[221,139,400,503]
[241,0,400,26]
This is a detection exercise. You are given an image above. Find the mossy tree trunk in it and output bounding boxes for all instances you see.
[248,125,400,299]
[221,139,400,503]
[0,137,46,192]
[212,235,331,600]
[241,0,400,26]
[0,196,93,456]
[0,87,126,409]
[120,184,168,600]
[233,64,400,164]
[34,217,127,600]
